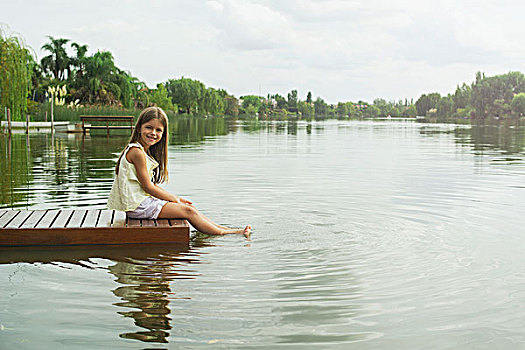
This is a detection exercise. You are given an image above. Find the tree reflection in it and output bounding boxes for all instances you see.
[0,133,33,207]
[419,120,525,156]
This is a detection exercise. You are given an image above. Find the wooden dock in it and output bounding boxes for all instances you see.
[0,209,189,246]
[80,115,134,136]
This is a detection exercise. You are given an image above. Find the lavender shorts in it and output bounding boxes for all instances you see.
[126,197,168,219]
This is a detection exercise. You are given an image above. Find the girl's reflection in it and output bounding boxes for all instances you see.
[107,240,208,344]
[109,244,194,343]
[0,239,209,345]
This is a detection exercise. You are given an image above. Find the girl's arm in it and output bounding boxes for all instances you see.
[126,147,182,203]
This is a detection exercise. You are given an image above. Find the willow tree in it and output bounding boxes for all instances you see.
[0,28,33,121]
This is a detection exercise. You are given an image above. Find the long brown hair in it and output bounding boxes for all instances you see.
[115,107,169,184]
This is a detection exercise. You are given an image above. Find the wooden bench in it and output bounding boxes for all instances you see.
[0,209,190,246]
[80,115,134,136]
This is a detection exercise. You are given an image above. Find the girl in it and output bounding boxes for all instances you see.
[107,107,251,237]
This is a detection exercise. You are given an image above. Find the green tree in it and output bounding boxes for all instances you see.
[272,94,286,109]
[306,91,312,104]
[436,95,454,119]
[81,51,118,104]
[40,36,70,81]
[241,95,262,110]
[69,42,88,80]
[314,97,328,116]
[403,104,417,117]
[202,87,224,115]
[224,95,239,116]
[511,93,525,117]
[336,102,349,117]
[287,89,298,111]
[415,93,441,116]
[363,104,380,118]
[148,83,174,111]
[470,71,525,118]
[0,28,33,121]
[165,77,205,114]
[28,54,45,102]
[297,100,314,116]
[373,98,396,117]
[453,83,470,110]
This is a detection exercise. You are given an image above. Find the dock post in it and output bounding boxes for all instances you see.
[26,114,29,134]
[7,108,11,134]
[50,97,54,133]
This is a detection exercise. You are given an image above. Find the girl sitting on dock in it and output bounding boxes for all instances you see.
[107,106,251,237]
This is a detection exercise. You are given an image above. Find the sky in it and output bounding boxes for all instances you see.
[2,0,525,103]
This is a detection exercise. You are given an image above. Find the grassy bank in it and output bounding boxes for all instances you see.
[28,104,178,122]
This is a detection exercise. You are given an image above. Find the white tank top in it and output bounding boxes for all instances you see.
[107,143,159,211]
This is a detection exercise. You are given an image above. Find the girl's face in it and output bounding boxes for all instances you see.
[139,118,164,149]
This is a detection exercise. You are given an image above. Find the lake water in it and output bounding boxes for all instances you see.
[1,118,525,349]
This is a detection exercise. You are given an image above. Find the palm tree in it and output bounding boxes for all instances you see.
[41,36,70,81]
[79,50,128,105]
[70,42,88,79]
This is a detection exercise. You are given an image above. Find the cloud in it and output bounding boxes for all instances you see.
[3,0,525,103]
[207,0,294,51]
[72,19,136,36]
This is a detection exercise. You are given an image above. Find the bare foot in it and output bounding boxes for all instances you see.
[220,225,252,238]
[243,225,252,238]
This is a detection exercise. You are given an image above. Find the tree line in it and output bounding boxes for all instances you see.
[2,27,524,121]
[415,71,525,120]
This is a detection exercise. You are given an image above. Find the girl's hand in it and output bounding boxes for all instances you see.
[179,197,193,206]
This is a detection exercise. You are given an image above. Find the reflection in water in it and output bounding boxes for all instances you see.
[109,244,197,344]
[169,117,231,145]
[270,246,377,345]
[2,118,525,348]
[0,133,128,209]
[2,118,524,209]
[419,120,525,156]
[0,133,32,207]
[0,238,211,346]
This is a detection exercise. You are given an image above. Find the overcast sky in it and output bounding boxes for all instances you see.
[2,0,524,103]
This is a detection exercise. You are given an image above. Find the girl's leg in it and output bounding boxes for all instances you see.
[158,202,251,236]
[176,202,229,230]
[189,206,230,230]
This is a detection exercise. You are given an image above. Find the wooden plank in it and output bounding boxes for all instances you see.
[0,225,190,246]
[80,115,133,120]
[35,210,60,228]
[86,125,133,129]
[82,120,133,122]
[127,218,141,227]
[97,210,114,228]
[112,211,127,227]
[169,219,189,228]
[19,210,47,229]
[0,208,191,246]
[5,210,34,228]
[156,219,171,227]
[0,211,20,228]
[82,209,100,228]
[51,210,74,228]
[141,219,156,227]
[66,210,87,228]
